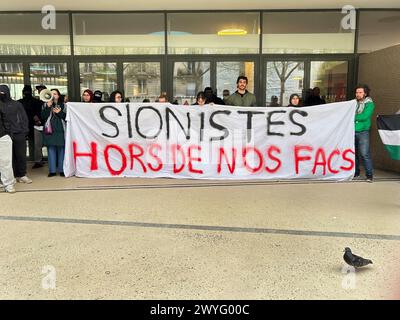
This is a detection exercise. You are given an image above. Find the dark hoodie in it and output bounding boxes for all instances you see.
[0,85,29,137]
[18,87,43,137]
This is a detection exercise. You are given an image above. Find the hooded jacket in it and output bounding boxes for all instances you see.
[18,91,43,137]
[0,85,29,137]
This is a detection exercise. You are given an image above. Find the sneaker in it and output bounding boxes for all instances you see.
[32,163,43,169]
[366,176,373,183]
[48,173,56,177]
[16,176,32,184]
[5,185,16,193]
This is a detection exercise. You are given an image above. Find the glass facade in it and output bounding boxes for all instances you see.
[123,62,161,102]
[167,12,260,54]
[0,13,70,55]
[30,63,69,96]
[358,11,400,53]
[263,12,355,54]
[266,61,304,107]
[0,9,396,105]
[0,63,24,99]
[73,13,165,55]
[79,62,117,100]
[216,61,255,98]
[173,62,211,104]
[310,61,348,103]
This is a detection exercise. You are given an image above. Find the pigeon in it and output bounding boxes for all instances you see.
[343,247,373,268]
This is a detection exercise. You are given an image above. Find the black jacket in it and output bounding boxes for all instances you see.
[18,94,43,137]
[0,85,29,137]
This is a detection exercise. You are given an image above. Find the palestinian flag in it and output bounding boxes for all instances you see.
[377,114,400,160]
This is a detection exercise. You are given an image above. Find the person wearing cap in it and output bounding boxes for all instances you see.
[82,89,94,103]
[0,84,32,184]
[93,90,103,103]
[18,85,44,169]
[0,95,16,193]
[267,95,281,107]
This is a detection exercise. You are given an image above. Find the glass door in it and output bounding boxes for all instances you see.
[171,61,211,105]
[123,62,161,103]
[216,61,255,102]
[265,60,305,107]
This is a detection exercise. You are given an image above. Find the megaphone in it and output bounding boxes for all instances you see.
[39,89,53,102]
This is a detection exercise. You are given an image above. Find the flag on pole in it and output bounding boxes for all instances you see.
[377,114,400,160]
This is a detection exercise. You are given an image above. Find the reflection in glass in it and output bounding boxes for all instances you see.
[0,13,70,55]
[73,13,165,55]
[30,63,68,96]
[310,61,348,103]
[123,62,161,102]
[358,11,400,53]
[0,63,24,100]
[168,12,259,54]
[173,62,210,104]
[79,63,117,101]
[263,12,355,54]
[266,61,304,107]
[216,61,255,98]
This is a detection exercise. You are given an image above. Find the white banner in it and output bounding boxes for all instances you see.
[64,101,356,180]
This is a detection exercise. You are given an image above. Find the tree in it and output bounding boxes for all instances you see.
[272,61,301,105]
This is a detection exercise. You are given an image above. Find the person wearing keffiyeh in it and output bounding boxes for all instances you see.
[354,84,375,182]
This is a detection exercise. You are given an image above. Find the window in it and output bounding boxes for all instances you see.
[30,63,68,96]
[358,11,400,53]
[266,61,304,107]
[173,62,210,104]
[79,63,117,100]
[310,61,348,103]
[0,63,24,99]
[216,61,255,98]
[167,12,259,54]
[0,13,70,55]
[263,11,355,54]
[123,62,161,102]
[73,13,165,55]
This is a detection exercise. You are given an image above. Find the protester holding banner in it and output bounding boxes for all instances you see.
[354,84,375,182]
[225,76,257,107]
[110,90,124,103]
[193,91,208,106]
[41,89,67,177]
[288,94,301,107]
[82,89,94,103]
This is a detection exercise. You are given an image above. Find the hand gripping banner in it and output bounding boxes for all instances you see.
[64,101,356,180]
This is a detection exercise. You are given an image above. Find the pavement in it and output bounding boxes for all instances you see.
[0,165,399,299]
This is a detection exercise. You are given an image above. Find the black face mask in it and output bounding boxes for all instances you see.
[0,93,7,102]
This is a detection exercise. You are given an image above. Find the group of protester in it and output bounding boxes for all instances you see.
[0,76,375,193]
[267,87,327,108]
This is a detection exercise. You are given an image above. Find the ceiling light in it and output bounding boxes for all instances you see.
[218,28,247,36]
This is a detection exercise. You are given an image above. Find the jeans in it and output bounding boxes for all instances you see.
[0,135,15,187]
[355,130,373,178]
[47,145,65,174]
